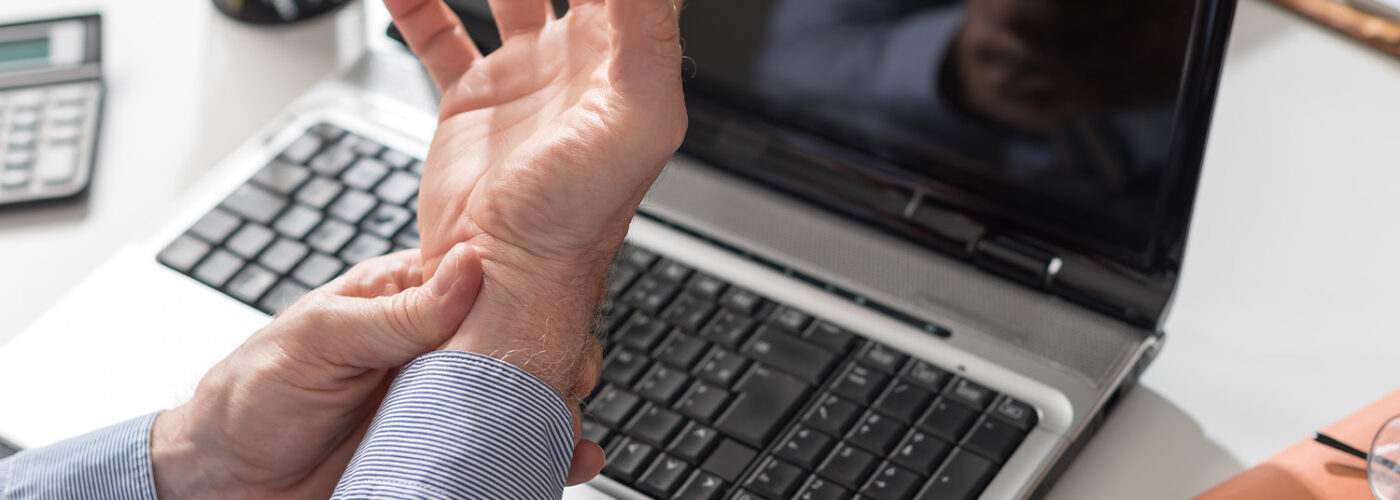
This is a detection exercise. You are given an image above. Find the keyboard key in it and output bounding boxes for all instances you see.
[328,189,377,224]
[339,233,392,265]
[259,279,310,313]
[661,293,717,333]
[649,259,692,283]
[702,438,757,482]
[604,438,655,482]
[309,123,344,141]
[623,276,680,315]
[292,252,344,288]
[817,443,878,490]
[252,160,311,194]
[192,249,244,288]
[306,219,357,254]
[992,396,1038,430]
[686,273,727,301]
[720,287,764,316]
[831,363,890,405]
[944,378,996,411]
[380,149,414,169]
[614,313,669,351]
[409,159,425,175]
[795,476,850,500]
[890,430,951,475]
[266,202,319,238]
[745,457,804,499]
[699,309,755,348]
[394,222,420,248]
[619,245,659,270]
[600,303,633,336]
[770,306,812,333]
[902,361,952,393]
[374,170,419,205]
[352,137,384,157]
[602,349,649,387]
[624,404,684,447]
[874,381,934,424]
[674,471,725,500]
[695,348,749,388]
[654,331,709,370]
[225,264,278,304]
[259,238,309,274]
[581,417,611,445]
[636,364,689,404]
[775,426,835,470]
[225,223,276,259]
[639,454,691,497]
[605,265,642,299]
[860,462,921,500]
[742,326,837,384]
[158,235,212,272]
[846,411,906,456]
[587,385,641,428]
[342,157,389,191]
[279,134,323,165]
[308,146,356,176]
[917,399,980,443]
[804,321,858,353]
[295,176,344,209]
[668,422,719,464]
[716,366,809,448]
[962,417,1026,463]
[804,393,862,436]
[858,343,909,373]
[189,208,242,243]
[221,184,289,225]
[914,449,996,500]
[361,204,412,239]
[677,383,730,423]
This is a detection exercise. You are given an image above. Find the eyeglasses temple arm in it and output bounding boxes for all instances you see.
[1314,432,1370,461]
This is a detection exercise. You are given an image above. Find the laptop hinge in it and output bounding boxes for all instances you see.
[973,235,1060,290]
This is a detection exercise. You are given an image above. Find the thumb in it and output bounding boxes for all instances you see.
[334,243,483,368]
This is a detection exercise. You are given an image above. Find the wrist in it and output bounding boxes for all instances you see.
[151,405,236,498]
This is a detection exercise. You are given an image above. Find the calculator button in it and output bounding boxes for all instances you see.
[1,168,30,189]
[37,145,80,185]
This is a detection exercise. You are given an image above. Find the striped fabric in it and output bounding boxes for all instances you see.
[332,351,576,499]
[0,352,575,499]
[0,413,158,499]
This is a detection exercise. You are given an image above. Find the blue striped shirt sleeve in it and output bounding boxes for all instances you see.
[332,351,577,499]
[0,413,158,499]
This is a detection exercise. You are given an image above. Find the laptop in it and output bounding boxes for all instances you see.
[0,0,1237,498]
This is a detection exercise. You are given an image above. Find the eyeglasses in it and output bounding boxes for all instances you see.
[1314,416,1400,500]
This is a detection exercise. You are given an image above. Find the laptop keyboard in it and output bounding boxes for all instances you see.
[157,123,1039,500]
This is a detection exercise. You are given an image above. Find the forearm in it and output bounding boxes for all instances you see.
[332,351,576,499]
[0,414,159,499]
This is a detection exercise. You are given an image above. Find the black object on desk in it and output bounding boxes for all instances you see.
[213,0,351,25]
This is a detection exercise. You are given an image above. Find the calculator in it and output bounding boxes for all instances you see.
[0,14,102,206]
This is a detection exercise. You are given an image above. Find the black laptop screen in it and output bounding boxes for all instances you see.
[674,0,1213,270]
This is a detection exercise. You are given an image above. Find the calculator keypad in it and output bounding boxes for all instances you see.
[0,81,101,205]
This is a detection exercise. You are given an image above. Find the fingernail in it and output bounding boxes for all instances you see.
[429,244,465,296]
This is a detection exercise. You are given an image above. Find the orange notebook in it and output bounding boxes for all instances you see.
[1195,390,1400,499]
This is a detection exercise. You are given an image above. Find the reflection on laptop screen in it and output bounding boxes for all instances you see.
[676,0,1198,264]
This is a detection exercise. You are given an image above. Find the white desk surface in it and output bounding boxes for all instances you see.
[3,1,1400,499]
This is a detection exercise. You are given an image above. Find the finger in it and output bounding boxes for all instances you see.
[607,0,683,96]
[323,249,425,298]
[326,243,484,368]
[565,440,606,486]
[385,0,483,91]
[488,0,551,40]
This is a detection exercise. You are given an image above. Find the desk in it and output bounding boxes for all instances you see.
[3,1,1399,499]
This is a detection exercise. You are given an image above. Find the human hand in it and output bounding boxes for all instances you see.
[952,0,1192,130]
[149,245,484,498]
[388,0,685,421]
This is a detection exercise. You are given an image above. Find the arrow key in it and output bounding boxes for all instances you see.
[638,454,691,497]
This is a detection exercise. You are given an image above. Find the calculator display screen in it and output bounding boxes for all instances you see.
[0,38,49,68]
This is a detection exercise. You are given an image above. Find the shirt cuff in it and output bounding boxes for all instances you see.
[333,351,576,499]
[0,413,159,499]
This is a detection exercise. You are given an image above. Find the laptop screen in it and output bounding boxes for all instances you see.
[674,0,1222,272]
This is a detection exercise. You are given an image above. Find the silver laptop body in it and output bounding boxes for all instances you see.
[0,1,1238,499]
